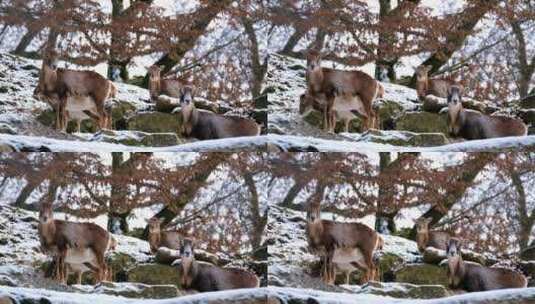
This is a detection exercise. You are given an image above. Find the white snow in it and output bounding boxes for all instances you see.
[2,286,535,304]
[2,133,534,152]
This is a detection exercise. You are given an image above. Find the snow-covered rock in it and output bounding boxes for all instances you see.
[72,281,182,299]
[2,286,535,304]
[81,129,183,147]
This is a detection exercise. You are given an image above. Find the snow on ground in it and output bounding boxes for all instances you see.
[267,134,535,152]
[2,286,535,304]
[2,133,535,152]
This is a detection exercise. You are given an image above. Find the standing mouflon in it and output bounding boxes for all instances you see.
[306,203,381,284]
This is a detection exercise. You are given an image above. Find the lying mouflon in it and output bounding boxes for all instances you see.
[447,238,527,291]
[447,86,527,140]
[173,238,259,291]
[146,217,182,254]
[415,217,451,253]
[177,86,260,140]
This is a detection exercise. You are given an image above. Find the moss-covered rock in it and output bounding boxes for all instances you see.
[36,109,97,133]
[302,108,363,133]
[519,261,535,287]
[126,112,182,135]
[520,95,535,109]
[358,281,451,299]
[108,252,138,282]
[395,112,449,134]
[90,129,181,147]
[394,263,449,286]
[377,253,405,282]
[358,129,449,147]
[518,109,535,134]
[110,101,137,130]
[376,100,404,130]
[0,144,14,152]
[126,263,181,287]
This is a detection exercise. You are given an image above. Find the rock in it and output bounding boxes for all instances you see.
[422,95,495,114]
[0,144,14,152]
[422,247,447,265]
[357,130,449,147]
[36,109,97,133]
[89,129,181,147]
[421,247,493,266]
[518,109,535,134]
[395,111,449,134]
[37,100,139,132]
[376,100,404,130]
[302,108,363,133]
[0,296,13,304]
[126,263,181,287]
[422,95,447,113]
[0,274,17,287]
[376,253,405,282]
[520,246,535,261]
[520,95,535,109]
[155,247,180,265]
[252,109,267,133]
[154,97,179,113]
[358,281,451,299]
[519,261,535,287]
[0,123,16,135]
[126,112,182,134]
[394,263,449,286]
[110,100,138,130]
[91,281,180,299]
[108,252,138,282]
[268,264,348,293]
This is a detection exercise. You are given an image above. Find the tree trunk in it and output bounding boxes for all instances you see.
[14,181,40,208]
[409,154,494,239]
[409,0,499,87]
[107,0,130,81]
[108,152,128,233]
[13,28,40,55]
[243,172,267,251]
[242,17,267,99]
[142,155,227,238]
[511,170,532,251]
[375,0,397,82]
[280,178,310,210]
[511,20,535,99]
[142,1,233,87]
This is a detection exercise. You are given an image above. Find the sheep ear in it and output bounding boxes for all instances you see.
[159,65,166,70]
[425,65,433,72]
[425,217,433,224]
